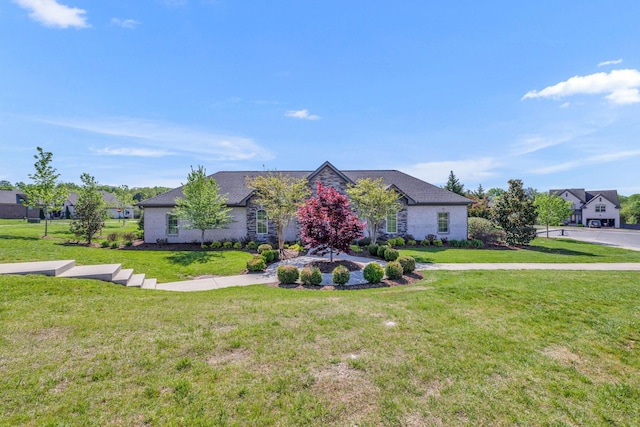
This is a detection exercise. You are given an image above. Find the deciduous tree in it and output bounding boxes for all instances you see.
[534,193,574,238]
[492,179,537,246]
[246,172,308,251]
[173,166,232,244]
[346,177,400,243]
[70,173,108,244]
[22,147,68,236]
[297,182,364,261]
[113,185,135,225]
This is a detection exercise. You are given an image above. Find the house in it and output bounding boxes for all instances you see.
[550,188,621,228]
[62,191,135,220]
[139,161,473,244]
[0,190,39,219]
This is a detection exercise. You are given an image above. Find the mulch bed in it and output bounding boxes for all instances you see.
[304,259,364,273]
[268,271,424,291]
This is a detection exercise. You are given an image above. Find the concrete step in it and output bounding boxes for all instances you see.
[141,278,157,289]
[113,268,134,286]
[126,273,146,288]
[0,260,76,277]
[58,264,122,282]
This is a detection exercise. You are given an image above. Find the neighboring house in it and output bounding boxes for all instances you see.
[550,188,621,228]
[63,191,135,220]
[139,161,473,244]
[0,190,39,219]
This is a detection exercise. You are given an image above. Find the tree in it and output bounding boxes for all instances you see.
[173,165,232,243]
[0,180,13,190]
[297,182,364,261]
[346,177,401,243]
[492,179,537,246]
[113,185,135,225]
[620,195,640,224]
[444,170,465,196]
[246,172,308,251]
[22,147,68,236]
[69,173,108,244]
[467,184,491,219]
[534,193,574,238]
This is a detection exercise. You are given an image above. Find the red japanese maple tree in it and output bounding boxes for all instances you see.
[297,182,365,261]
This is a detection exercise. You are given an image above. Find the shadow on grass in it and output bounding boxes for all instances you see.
[0,234,41,241]
[528,240,599,257]
[166,251,222,266]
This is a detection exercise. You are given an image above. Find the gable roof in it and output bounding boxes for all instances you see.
[550,188,620,208]
[0,190,27,205]
[139,162,472,207]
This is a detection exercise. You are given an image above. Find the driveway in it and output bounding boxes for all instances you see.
[539,227,640,251]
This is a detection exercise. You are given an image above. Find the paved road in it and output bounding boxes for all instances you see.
[540,227,640,251]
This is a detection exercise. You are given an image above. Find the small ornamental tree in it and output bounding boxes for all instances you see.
[534,193,574,238]
[22,147,68,236]
[346,177,401,244]
[297,182,365,261]
[492,179,537,246]
[69,173,108,244]
[246,172,308,251]
[173,165,232,244]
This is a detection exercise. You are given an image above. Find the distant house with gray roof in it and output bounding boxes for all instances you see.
[139,161,473,244]
[550,188,621,228]
[0,190,39,219]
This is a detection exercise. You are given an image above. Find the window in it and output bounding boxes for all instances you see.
[257,209,268,234]
[437,212,449,233]
[386,212,397,233]
[595,204,606,213]
[167,214,178,235]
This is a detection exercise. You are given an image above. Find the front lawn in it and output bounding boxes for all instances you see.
[398,238,640,263]
[0,219,252,282]
[1,271,638,425]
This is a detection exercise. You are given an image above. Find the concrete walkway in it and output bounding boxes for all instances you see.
[154,253,640,292]
[2,254,640,293]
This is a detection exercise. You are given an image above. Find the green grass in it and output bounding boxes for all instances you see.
[1,271,638,425]
[0,219,252,282]
[399,238,640,263]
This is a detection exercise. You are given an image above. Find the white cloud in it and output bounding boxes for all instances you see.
[522,69,640,105]
[39,117,273,162]
[529,149,640,175]
[284,109,321,120]
[111,18,140,29]
[401,158,500,186]
[511,127,598,156]
[598,59,623,67]
[92,147,171,157]
[13,0,89,29]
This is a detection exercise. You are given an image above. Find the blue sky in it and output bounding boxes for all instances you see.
[2,1,640,195]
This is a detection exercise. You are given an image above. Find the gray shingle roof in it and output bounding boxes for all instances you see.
[139,164,472,207]
[550,188,620,208]
[0,190,26,205]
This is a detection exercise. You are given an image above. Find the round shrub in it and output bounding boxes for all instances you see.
[332,265,350,285]
[233,241,243,250]
[100,241,109,248]
[363,262,384,283]
[257,243,273,254]
[384,247,399,261]
[277,265,299,284]
[246,241,257,251]
[270,249,280,261]
[376,245,388,258]
[433,239,443,247]
[300,266,323,286]
[385,261,403,280]
[110,242,119,249]
[408,239,417,246]
[394,237,405,246]
[368,244,379,256]
[398,255,416,274]
[125,240,133,247]
[357,237,371,247]
[420,239,430,246]
[468,217,505,245]
[471,239,484,249]
[211,241,222,249]
[223,241,233,249]
[247,256,266,272]
[262,249,275,263]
